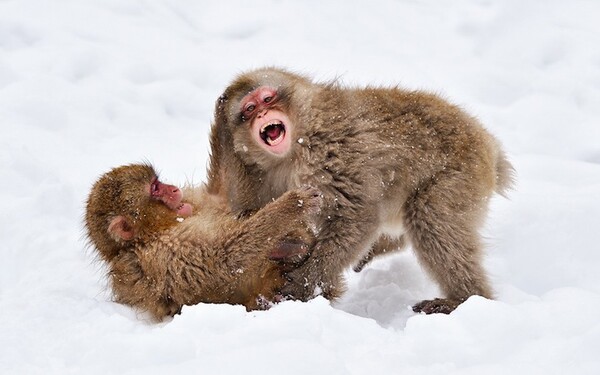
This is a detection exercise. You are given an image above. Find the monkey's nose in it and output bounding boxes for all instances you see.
[257,109,268,119]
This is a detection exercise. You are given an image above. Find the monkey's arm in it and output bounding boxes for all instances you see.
[149,188,319,313]
[280,179,381,300]
[206,188,320,308]
[216,188,320,278]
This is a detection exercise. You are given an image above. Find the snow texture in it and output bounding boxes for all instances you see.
[1,1,599,374]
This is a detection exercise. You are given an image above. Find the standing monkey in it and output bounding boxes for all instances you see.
[207,67,514,314]
[85,163,320,320]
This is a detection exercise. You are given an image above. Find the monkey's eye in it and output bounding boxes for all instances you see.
[263,96,273,103]
[244,103,256,113]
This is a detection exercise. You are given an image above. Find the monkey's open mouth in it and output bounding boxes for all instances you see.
[260,121,286,146]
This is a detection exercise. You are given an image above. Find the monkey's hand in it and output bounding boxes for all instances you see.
[243,186,322,267]
[286,185,324,219]
[267,186,322,269]
[269,185,323,235]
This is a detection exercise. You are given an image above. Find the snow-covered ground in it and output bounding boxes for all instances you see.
[1,1,599,373]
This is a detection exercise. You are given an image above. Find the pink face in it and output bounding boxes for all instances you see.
[149,177,193,217]
[240,86,292,156]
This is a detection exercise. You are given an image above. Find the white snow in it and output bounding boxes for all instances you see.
[1,1,599,374]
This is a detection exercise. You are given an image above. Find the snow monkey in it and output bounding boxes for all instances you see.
[207,67,514,314]
[85,163,321,321]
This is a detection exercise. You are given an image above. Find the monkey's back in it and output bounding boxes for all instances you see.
[311,85,511,197]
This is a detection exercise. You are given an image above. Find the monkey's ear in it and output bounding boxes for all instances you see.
[108,216,135,241]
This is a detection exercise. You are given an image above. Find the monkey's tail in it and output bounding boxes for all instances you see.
[494,147,516,198]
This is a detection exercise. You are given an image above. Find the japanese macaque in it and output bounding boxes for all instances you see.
[207,67,514,314]
[85,163,321,321]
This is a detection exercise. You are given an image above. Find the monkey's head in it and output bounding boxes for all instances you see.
[85,163,193,260]
[214,67,314,168]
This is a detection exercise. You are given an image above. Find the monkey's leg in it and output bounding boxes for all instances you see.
[403,172,493,314]
[353,234,406,272]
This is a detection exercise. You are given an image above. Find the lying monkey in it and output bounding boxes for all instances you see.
[85,163,320,320]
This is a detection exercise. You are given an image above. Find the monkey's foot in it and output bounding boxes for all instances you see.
[412,298,464,314]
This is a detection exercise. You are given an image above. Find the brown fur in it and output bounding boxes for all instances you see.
[85,163,320,321]
[208,68,514,314]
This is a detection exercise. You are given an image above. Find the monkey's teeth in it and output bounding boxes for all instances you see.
[260,121,283,133]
